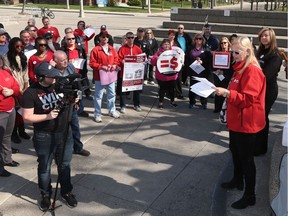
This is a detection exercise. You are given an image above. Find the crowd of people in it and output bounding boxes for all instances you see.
[0,15,286,212]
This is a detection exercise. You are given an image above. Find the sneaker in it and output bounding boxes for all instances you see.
[74,149,90,157]
[94,115,102,123]
[62,192,78,208]
[109,111,120,119]
[78,111,89,117]
[39,194,51,211]
[143,80,148,85]
[134,106,142,112]
[120,107,126,114]
[12,147,20,154]
[158,104,164,110]
[170,102,178,107]
[201,104,207,110]
[189,104,195,109]
[148,81,155,85]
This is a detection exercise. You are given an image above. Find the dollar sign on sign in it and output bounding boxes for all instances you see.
[170,56,178,70]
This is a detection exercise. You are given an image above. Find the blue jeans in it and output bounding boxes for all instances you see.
[71,109,83,153]
[33,128,73,196]
[93,81,116,116]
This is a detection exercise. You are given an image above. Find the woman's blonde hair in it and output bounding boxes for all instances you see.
[232,36,260,73]
[192,33,205,47]
[145,29,155,39]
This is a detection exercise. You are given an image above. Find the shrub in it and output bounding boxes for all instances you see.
[127,0,141,6]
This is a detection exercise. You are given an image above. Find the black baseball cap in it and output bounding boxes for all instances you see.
[35,62,60,78]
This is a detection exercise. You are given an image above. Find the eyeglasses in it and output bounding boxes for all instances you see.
[195,38,202,40]
[178,27,184,29]
[127,37,134,39]
[231,50,242,55]
[46,37,52,40]
[39,44,47,47]
[67,38,75,41]
[15,45,23,49]
[221,42,228,44]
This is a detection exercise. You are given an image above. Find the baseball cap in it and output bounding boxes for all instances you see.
[0,28,6,35]
[99,30,109,37]
[34,62,60,78]
[100,25,106,30]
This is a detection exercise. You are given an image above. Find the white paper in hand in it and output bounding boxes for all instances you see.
[189,60,205,74]
[190,77,216,98]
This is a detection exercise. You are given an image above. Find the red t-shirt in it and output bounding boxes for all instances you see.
[37,26,60,43]
[68,48,80,73]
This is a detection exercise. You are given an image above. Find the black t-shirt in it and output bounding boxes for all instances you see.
[22,82,69,133]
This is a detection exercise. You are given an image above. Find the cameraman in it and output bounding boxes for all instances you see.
[22,62,78,211]
[52,50,90,157]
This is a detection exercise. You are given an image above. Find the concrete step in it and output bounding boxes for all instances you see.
[162,21,287,37]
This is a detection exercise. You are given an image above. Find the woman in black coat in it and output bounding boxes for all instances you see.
[255,27,282,156]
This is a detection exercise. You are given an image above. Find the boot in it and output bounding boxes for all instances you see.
[11,127,21,143]
[221,179,244,191]
[231,194,256,209]
[18,124,30,140]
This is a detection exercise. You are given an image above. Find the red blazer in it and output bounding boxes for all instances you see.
[89,44,118,81]
[0,69,20,112]
[227,61,266,133]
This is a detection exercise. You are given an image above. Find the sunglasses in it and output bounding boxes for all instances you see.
[46,37,52,40]
[231,50,242,55]
[221,42,228,44]
[195,38,202,40]
[39,44,48,47]
[15,45,23,49]
[101,36,108,38]
[67,38,75,41]
[127,37,134,39]
[178,27,184,29]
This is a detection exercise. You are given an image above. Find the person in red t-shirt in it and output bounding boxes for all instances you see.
[28,37,54,84]
[37,17,60,44]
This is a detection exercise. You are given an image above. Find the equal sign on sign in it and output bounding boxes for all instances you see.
[160,59,169,68]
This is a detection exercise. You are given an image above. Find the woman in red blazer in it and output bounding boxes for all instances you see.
[214,37,266,210]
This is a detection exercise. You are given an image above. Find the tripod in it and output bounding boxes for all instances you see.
[49,102,74,215]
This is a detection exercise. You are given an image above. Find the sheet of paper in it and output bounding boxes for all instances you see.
[24,49,37,60]
[84,27,95,37]
[72,58,86,70]
[189,60,205,74]
[190,77,216,98]
[213,71,225,81]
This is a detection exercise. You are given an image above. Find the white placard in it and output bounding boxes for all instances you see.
[157,50,182,74]
[171,7,178,14]
[24,49,37,60]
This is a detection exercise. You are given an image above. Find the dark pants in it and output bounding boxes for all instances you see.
[116,78,140,108]
[255,82,278,155]
[229,130,256,196]
[71,109,83,153]
[157,79,176,103]
[0,109,15,170]
[144,64,154,82]
[33,129,73,196]
[189,77,207,106]
[175,69,183,97]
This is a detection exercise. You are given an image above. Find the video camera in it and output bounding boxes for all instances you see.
[54,73,89,110]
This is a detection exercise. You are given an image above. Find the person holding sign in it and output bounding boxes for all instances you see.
[187,33,212,109]
[150,39,179,109]
[212,37,234,113]
[89,30,120,123]
[214,37,266,209]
